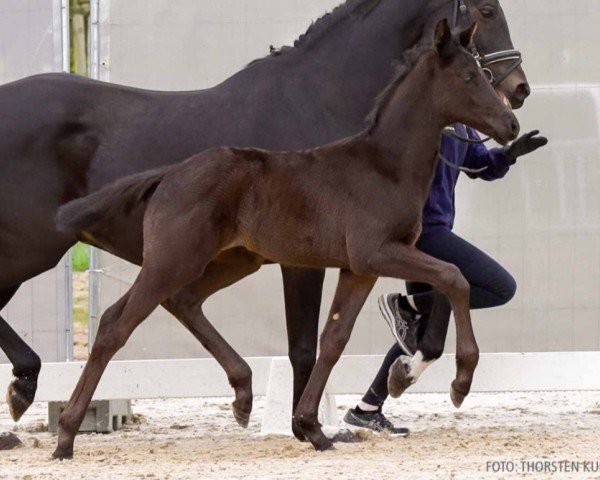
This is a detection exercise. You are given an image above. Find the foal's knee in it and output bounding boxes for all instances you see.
[439,264,470,299]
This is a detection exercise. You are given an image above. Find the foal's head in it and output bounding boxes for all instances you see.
[429,19,520,145]
[371,19,519,146]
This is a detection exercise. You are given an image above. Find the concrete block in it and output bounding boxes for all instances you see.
[48,399,132,434]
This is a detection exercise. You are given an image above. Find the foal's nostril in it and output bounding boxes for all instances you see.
[510,119,520,137]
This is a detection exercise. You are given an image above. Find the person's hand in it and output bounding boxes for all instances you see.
[504,130,548,160]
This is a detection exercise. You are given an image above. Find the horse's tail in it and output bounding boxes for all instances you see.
[56,167,170,234]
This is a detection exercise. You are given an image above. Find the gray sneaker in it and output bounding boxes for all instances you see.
[343,408,409,437]
[378,293,419,357]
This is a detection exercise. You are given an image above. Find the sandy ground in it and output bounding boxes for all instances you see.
[1,391,599,480]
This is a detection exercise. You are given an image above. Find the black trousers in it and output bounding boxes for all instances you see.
[362,229,516,407]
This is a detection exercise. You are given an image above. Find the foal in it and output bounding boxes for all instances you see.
[54,20,518,457]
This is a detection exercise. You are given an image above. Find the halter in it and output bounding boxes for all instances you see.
[439,0,522,174]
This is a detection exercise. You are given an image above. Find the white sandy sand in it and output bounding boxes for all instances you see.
[1,391,599,480]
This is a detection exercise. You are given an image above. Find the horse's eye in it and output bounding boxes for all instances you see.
[480,9,494,19]
[463,72,475,83]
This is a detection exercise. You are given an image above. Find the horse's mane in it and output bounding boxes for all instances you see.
[364,44,432,133]
[247,0,384,67]
[293,0,384,49]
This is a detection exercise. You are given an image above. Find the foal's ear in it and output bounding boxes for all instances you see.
[459,22,478,49]
[434,19,454,60]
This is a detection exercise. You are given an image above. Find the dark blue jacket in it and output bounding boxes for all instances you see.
[422,124,515,233]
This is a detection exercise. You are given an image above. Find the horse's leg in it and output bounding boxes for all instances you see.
[356,244,479,408]
[281,266,324,441]
[53,248,212,459]
[388,290,452,398]
[163,251,263,428]
[293,270,375,451]
[0,284,42,421]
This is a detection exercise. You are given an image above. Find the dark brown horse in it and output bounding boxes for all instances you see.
[0,0,529,431]
[54,20,519,458]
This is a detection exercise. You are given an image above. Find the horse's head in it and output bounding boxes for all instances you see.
[417,0,530,109]
[431,19,520,145]
[463,0,530,108]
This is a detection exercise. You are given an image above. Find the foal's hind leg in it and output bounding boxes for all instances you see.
[0,284,42,421]
[293,270,376,451]
[163,250,264,428]
[53,251,214,459]
[281,266,325,441]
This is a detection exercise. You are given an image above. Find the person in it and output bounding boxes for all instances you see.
[343,125,548,435]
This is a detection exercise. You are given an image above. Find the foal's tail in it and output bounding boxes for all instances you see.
[56,167,170,234]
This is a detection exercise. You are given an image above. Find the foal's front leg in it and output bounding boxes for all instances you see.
[293,270,376,451]
[353,243,479,408]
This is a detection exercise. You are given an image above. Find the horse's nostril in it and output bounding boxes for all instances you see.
[517,83,531,99]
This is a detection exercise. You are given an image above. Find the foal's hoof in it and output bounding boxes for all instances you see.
[292,422,307,442]
[0,432,23,451]
[387,357,414,398]
[313,437,335,452]
[450,383,467,409]
[6,377,37,422]
[232,401,251,428]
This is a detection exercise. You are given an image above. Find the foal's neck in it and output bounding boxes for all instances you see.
[368,59,445,187]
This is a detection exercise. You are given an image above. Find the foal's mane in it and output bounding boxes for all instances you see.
[365,44,432,133]
[247,0,384,67]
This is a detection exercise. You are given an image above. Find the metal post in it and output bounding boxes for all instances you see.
[61,0,74,361]
[88,0,101,348]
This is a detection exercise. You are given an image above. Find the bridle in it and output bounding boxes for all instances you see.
[452,0,523,88]
[440,0,522,174]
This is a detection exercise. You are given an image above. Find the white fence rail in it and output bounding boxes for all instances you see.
[1,352,599,403]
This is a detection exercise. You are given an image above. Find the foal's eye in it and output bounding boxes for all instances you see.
[480,8,494,19]
[462,72,475,83]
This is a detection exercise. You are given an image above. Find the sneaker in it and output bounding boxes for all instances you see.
[378,293,419,357]
[343,408,409,437]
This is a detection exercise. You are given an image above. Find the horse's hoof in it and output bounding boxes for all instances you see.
[323,426,363,443]
[387,357,414,398]
[231,401,251,428]
[51,448,74,460]
[6,378,36,422]
[450,384,466,409]
[0,432,23,451]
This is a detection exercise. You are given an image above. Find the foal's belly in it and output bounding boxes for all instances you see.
[240,216,351,270]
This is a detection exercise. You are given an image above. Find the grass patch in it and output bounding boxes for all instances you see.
[71,242,90,272]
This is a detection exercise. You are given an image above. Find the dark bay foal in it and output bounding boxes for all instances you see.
[54,20,518,457]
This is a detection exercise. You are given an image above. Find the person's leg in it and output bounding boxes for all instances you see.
[407,230,517,313]
[343,342,409,436]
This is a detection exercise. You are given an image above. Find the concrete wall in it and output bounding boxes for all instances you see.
[94,0,600,359]
[0,0,71,363]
